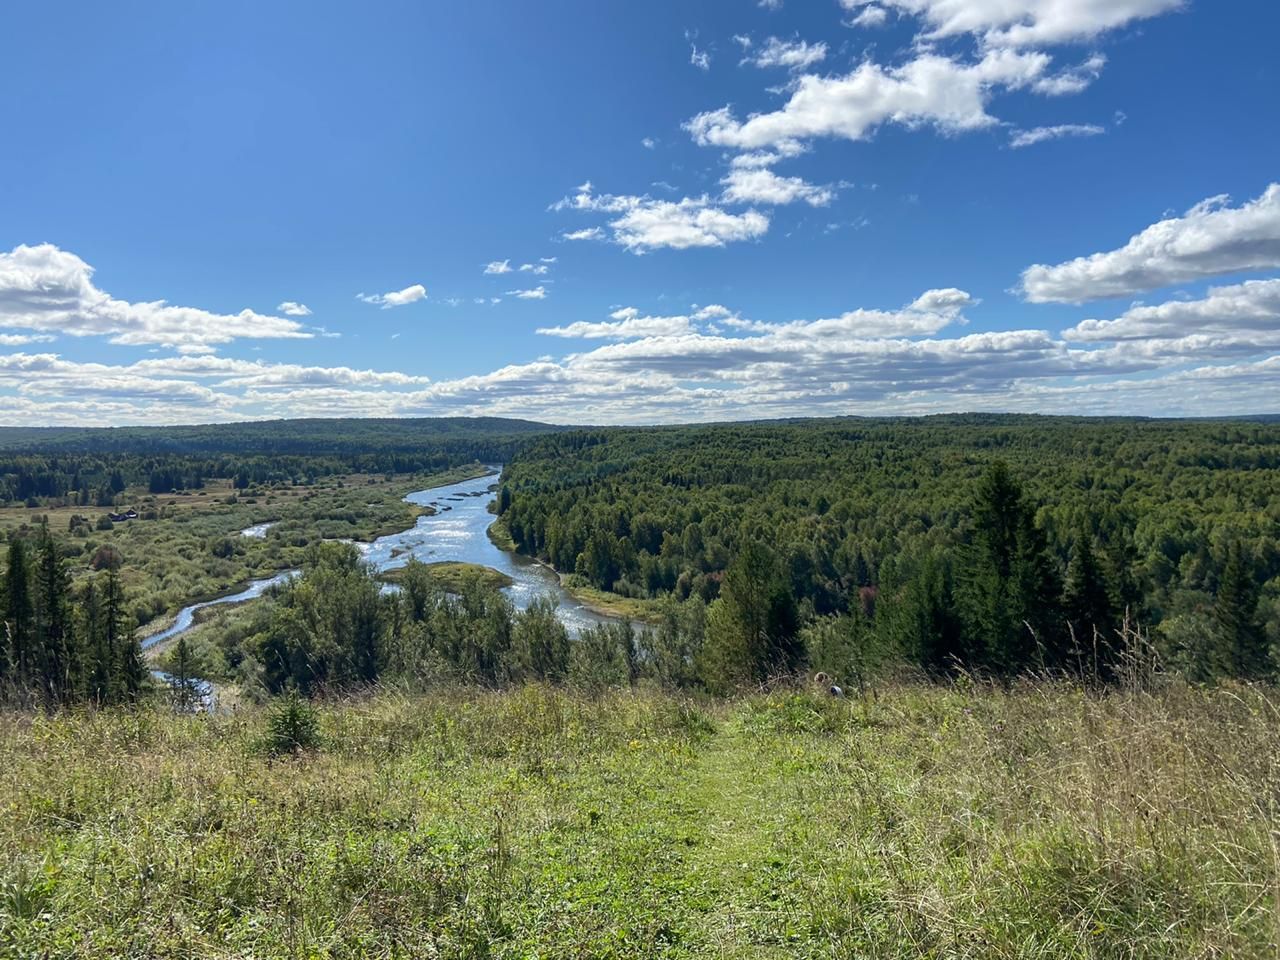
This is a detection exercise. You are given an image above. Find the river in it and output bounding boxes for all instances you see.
[143,469,618,655]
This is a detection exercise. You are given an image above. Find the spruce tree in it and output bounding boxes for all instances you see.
[34,528,74,706]
[105,567,147,701]
[1214,541,1268,679]
[5,538,33,686]
[1063,527,1117,670]
[958,462,1063,675]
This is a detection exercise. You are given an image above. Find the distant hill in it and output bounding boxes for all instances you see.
[0,416,562,455]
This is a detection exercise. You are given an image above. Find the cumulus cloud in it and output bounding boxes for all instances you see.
[842,0,1184,47]
[357,284,428,309]
[685,49,1052,151]
[484,260,513,274]
[742,37,828,71]
[0,243,312,351]
[276,301,312,316]
[721,167,834,206]
[2,272,1276,427]
[1009,123,1105,148]
[553,183,770,252]
[538,307,696,340]
[519,263,549,275]
[690,44,711,72]
[1064,278,1280,349]
[1021,184,1280,302]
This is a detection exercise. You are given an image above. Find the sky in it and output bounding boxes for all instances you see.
[1,0,1278,426]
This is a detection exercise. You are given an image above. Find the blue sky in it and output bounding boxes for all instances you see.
[1,0,1278,424]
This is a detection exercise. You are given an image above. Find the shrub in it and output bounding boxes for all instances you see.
[266,691,322,755]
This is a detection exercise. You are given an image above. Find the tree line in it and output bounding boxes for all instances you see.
[0,528,147,708]
[498,415,1279,676]
[233,459,1271,699]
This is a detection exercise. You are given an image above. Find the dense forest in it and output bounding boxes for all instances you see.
[497,415,1280,681]
[0,417,560,506]
[2,414,1277,706]
[0,528,147,709]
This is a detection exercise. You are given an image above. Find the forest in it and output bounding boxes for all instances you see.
[0,416,559,505]
[3,414,1279,957]
[497,415,1280,682]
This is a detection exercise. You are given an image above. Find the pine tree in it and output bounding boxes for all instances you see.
[1214,541,1268,679]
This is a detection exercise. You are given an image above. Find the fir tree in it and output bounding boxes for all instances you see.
[1063,527,1117,671]
[1215,541,1268,679]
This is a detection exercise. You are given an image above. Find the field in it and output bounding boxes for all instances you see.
[0,464,490,631]
[2,682,1276,958]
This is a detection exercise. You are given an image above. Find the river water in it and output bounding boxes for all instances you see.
[143,469,616,655]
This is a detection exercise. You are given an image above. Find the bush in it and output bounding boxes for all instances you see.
[266,691,322,755]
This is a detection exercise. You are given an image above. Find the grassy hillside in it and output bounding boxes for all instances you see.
[2,682,1276,957]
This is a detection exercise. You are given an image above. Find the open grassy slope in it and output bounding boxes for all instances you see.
[1,683,1276,958]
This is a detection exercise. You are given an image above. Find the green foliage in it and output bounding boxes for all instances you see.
[265,690,322,754]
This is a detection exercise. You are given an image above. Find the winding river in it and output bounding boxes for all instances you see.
[143,469,617,654]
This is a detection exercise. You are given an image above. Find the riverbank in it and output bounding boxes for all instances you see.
[378,561,514,592]
[133,463,494,641]
[486,518,662,624]
[3,682,1274,957]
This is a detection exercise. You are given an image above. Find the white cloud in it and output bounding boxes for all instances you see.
[847,5,889,28]
[554,183,770,252]
[690,44,711,72]
[0,243,312,350]
[276,301,312,316]
[1009,123,1105,148]
[843,0,1184,47]
[563,227,606,241]
[1064,278,1280,348]
[721,167,834,207]
[759,0,782,9]
[743,37,828,71]
[1032,53,1107,95]
[1021,184,1280,302]
[0,333,55,346]
[357,283,428,309]
[4,273,1279,426]
[508,286,548,300]
[538,307,696,340]
[520,263,550,275]
[483,259,513,274]
[540,257,558,264]
[641,137,657,149]
[686,49,1052,151]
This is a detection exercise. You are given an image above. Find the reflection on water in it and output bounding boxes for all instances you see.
[147,469,618,654]
[362,470,620,636]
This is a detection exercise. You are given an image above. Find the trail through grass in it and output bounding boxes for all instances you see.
[1,684,1277,958]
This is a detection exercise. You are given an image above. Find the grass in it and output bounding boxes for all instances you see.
[485,516,516,552]
[562,580,665,624]
[1,681,1277,957]
[0,464,491,631]
[379,561,515,592]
